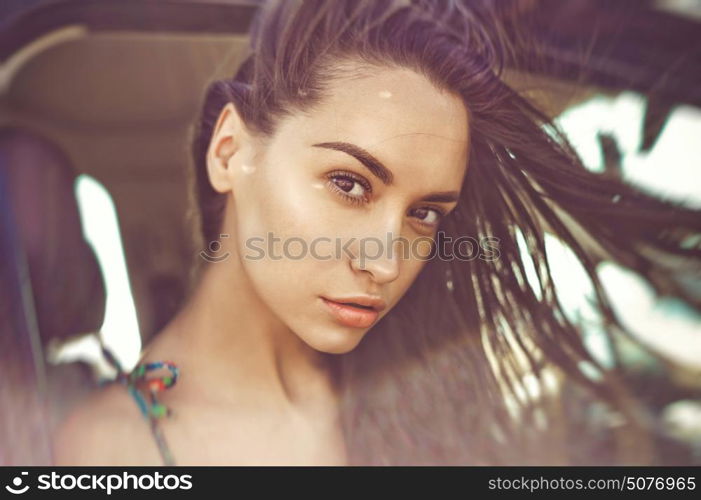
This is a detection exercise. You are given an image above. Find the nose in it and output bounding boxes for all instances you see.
[351,251,400,284]
[349,220,402,285]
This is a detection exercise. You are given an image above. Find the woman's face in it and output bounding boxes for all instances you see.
[209,63,469,354]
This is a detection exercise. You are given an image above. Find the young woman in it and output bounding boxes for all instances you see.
[53,0,701,465]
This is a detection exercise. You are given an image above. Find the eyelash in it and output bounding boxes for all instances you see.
[326,170,372,206]
[325,170,448,228]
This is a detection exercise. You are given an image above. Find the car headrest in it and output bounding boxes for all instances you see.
[0,128,106,344]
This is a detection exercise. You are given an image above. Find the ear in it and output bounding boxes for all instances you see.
[206,102,251,194]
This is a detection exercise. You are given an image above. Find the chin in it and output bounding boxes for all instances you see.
[303,328,367,355]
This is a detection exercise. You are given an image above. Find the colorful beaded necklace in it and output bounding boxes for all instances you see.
[101,346,179,466]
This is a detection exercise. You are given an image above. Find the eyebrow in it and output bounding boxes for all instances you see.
[312,141,460,203]
[312,141,394,185]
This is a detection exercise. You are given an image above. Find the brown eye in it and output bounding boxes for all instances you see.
[326,170,372,205]
[411,207,444,227]
[333,177,362,195]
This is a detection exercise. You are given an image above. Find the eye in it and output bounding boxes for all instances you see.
[326,170,372,206]
[410,206,446,228]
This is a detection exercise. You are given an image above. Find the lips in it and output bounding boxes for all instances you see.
[320,297,382,328]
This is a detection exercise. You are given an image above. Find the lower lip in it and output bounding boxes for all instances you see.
[320,297,379,328]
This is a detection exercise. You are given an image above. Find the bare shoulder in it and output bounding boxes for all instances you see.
[52,382,162,465]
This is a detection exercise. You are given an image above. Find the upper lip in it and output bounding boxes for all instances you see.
[323,295,387,312]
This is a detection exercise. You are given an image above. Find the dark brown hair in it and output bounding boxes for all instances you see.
[189,0,701,464]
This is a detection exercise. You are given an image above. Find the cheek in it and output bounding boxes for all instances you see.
[381,255,428,314]
[240,244,324,339]
[234,168,335,309]
[243,159,334,235]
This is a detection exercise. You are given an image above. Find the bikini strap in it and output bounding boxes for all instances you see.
[101,346,179,466]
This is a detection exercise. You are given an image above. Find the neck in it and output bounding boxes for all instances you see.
[143,253,339,413]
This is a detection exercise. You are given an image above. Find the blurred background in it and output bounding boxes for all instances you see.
[0,0,699,465]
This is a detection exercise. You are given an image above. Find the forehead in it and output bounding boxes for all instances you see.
[274,65,470,187]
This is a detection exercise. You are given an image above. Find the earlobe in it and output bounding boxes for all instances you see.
[206,102,244,194]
